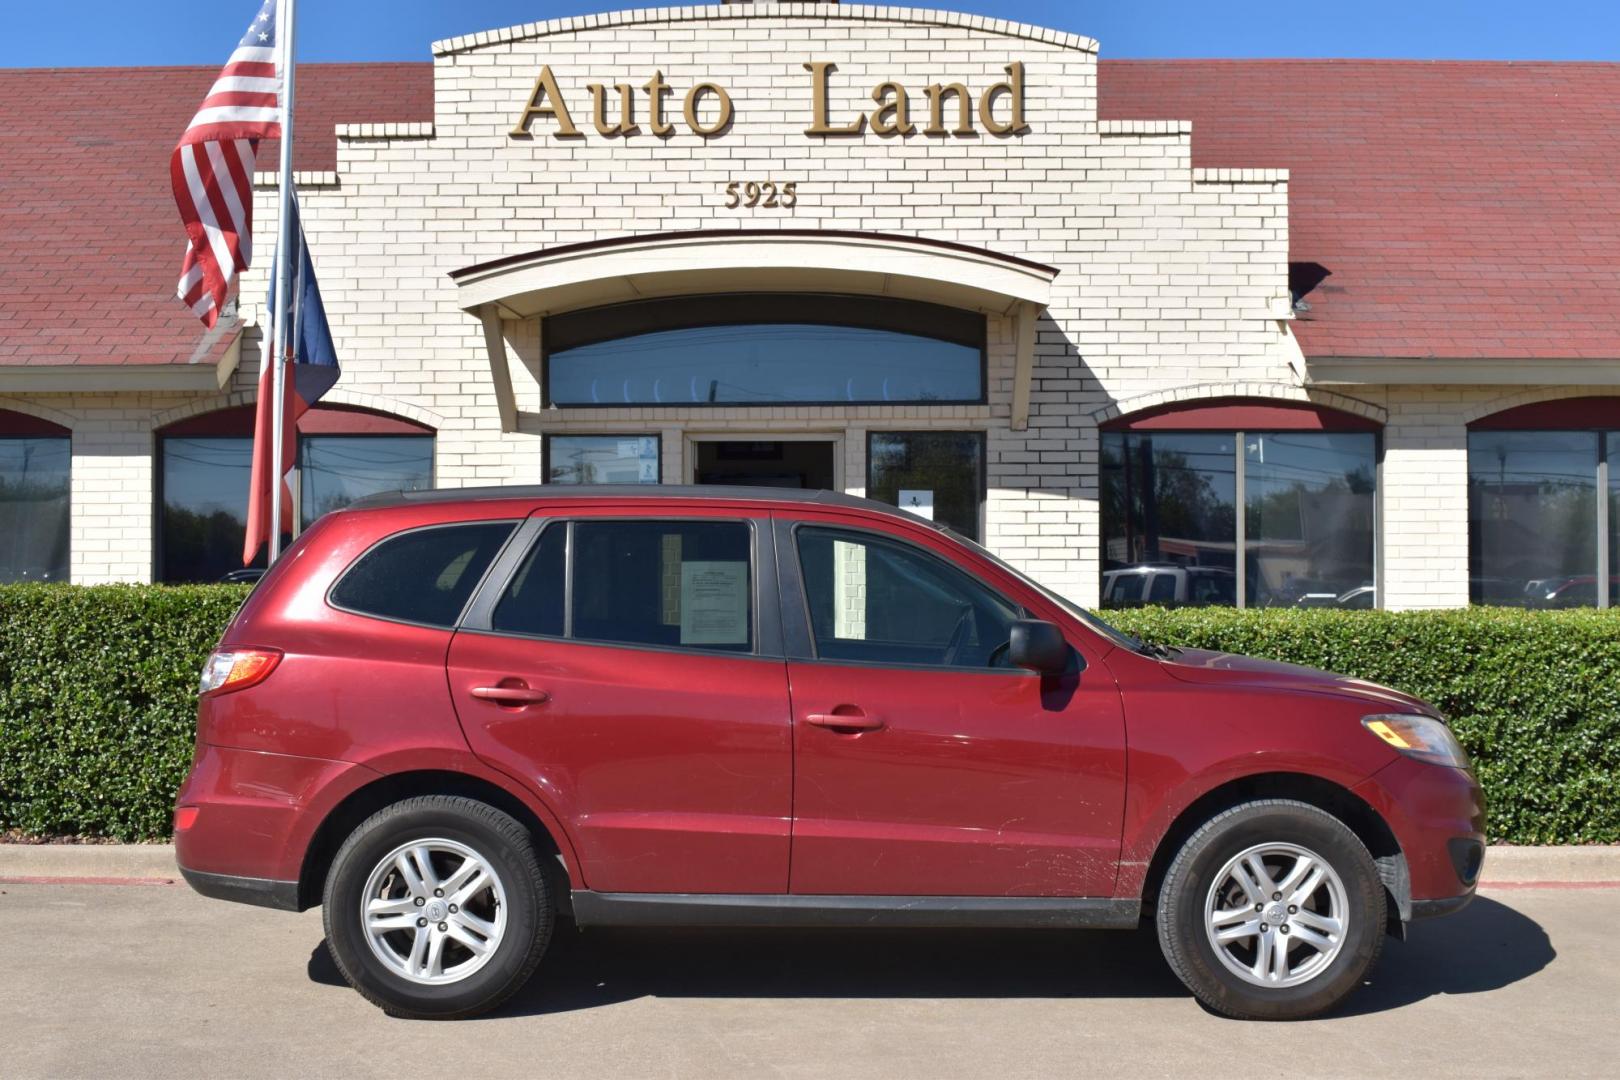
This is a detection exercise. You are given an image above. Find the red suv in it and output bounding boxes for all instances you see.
[175,487,1483,1021]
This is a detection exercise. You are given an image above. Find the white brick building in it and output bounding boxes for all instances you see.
[2,5,1617,610]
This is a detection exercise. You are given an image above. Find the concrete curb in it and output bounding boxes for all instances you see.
[0,844,179,881]
[2,843,1620,886]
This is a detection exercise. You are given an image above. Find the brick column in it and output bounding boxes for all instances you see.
[1381,390,1471,609]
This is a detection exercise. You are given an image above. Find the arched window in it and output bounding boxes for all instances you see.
[1100,399,1379,609]
[0,407,70,583]
[156,404,434,583]
[1468,397,1618,608]
[543,293,986,407]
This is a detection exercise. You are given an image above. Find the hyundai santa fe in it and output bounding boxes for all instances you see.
[175,486,1484,1021]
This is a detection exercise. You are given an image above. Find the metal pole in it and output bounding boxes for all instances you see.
[268,0,299,564]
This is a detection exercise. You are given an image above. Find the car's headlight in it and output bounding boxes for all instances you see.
[1362,713,1471,769]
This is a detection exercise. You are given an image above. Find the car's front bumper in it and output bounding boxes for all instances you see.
[1355,755,1486,918]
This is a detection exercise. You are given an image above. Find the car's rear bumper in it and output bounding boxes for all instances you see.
[174,743,373,909]
[179,867,301,911]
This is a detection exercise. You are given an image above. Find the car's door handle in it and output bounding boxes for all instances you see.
[804,710,883,733]
[470,684,551,706]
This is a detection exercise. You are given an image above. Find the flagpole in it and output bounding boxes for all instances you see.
[268,0,299,564]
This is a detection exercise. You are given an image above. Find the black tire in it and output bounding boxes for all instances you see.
[1155,799,1385,1021]
[322,795,553,1020]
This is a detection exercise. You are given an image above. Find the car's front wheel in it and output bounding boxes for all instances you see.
[322,795,553,1019]
[1156,798,1385,1020]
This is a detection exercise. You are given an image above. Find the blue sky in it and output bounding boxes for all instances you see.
[3,0,1617,66]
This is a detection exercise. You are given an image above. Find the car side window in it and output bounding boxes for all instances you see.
[1148,573,1178,603]
[570,520,753,652]
[795,526,1021,669]
[490,523,566,636]
[330,522,515,627]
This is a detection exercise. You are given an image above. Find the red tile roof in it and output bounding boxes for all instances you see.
[0,64,431,367]
[1099,59,1620,360]
[2,58,1616,367]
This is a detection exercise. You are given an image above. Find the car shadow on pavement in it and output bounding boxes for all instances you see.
[1335,895,1555,1017]
[305,895,1552,1020]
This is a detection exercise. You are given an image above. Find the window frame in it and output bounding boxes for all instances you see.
[462,514,784,659]
[539,293,989,410]
[324,519,523,631]
[542,433,662,486]
[778,519,1034,676]
[865,429,988,543]
[1100,425,1383,610]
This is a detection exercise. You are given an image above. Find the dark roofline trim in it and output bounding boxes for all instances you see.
[1100,397,1382,433]
[0,407,71,437]
[448,229,1061,282]
[1468,395,1620,432]
[156,403,436,438]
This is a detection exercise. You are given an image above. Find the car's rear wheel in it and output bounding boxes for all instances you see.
[1155,799,1385,1020]
[322,795,552,1019]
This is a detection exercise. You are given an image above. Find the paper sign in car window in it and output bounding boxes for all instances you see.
[680,561,749,645]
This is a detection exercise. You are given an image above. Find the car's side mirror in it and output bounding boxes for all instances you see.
[1008,619,1071,675]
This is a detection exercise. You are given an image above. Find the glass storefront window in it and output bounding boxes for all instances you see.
[159,436,265,584]
[1101,432,1238,607]
[1101,429,1377,609]
[0,437,70,583]
[159,432,433,583]
[866,431,985,542]
[300,436,433,522]
[1245,432,1376,607]
[544,294,984,407]
[545,435,660,485]
[1468,431,1602,606]
[1610,433,1619,601]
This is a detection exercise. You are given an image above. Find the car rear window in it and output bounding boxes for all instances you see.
[330,522,515,627]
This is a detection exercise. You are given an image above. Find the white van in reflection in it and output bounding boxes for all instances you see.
[1101,564,1236,607]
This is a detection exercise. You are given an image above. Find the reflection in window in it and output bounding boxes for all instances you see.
[300,437,433,523]
[1101,432,1237,606]
[545,294,984,406]
[1610,434,1619,600]
[0,437,70,583]
[867,432,985,542]
[1101,430,1377,609]
[1245,433,1376,607]
[159,433,433,583]
[546,435,659,485]
[1468,431,1604,606]
[159,437,269,584]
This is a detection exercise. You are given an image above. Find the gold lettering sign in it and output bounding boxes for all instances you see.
[509,61,1030,139]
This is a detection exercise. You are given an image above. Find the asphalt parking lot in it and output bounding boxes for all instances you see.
[3,882,1616,1079]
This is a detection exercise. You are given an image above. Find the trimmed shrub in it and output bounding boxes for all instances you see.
[0,584,249,841]
[1106,606,1620,845]
[0,585,1615,843]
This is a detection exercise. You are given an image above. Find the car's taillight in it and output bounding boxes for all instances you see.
[198,648,282,697]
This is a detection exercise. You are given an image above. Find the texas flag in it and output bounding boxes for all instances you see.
[243,187,340,565]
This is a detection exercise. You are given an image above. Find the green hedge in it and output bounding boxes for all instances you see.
[1,586,1615,843]
[0,584,249,841]
[1106,606,1620,845]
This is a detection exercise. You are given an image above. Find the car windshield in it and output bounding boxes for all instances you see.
[939,527,1145,654]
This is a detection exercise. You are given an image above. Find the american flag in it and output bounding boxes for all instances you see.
[171,0,284,328]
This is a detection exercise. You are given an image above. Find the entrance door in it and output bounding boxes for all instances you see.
[778,517,1128,898]
[693,440,836,489]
